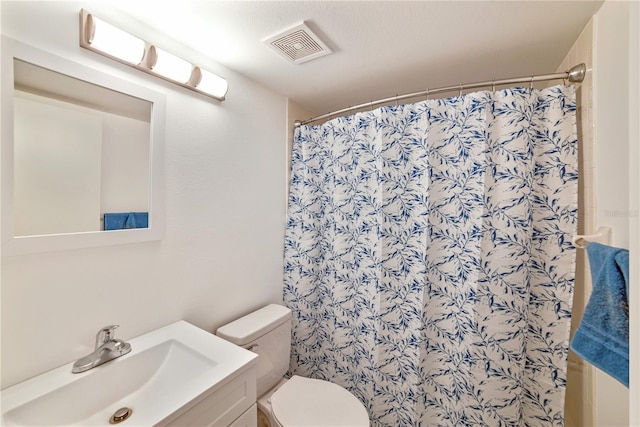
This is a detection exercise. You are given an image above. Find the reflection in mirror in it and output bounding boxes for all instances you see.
[2,37,165,255]
[14,60,152,236]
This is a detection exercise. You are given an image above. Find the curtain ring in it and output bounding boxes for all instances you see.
[530,74,534,90]
[459,83,463,97]
[492,79,496,92]
[369,100,374,111]
[395,95,399,106]
[425,88,430,101]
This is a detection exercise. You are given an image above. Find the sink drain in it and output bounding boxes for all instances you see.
[109,407,132,424]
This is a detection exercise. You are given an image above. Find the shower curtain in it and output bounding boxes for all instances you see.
[283,85,578,427]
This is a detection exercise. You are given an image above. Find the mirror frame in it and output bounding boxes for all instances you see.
[1,37,166,256]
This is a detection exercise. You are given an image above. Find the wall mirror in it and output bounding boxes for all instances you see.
[1,37,165,255]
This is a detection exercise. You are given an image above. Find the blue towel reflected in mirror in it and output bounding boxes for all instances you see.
[104,212,148,230]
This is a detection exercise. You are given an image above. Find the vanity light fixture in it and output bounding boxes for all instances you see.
[79,9,228,101]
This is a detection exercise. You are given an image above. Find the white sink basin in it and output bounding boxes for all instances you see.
[1,321,257,426]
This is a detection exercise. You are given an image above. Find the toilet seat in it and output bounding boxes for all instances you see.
[270,375,369,427]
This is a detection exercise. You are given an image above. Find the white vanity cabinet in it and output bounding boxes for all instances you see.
[164,364,257,427]
[229,405,258,427]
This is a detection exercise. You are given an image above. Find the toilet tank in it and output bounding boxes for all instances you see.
[216,304,292,396]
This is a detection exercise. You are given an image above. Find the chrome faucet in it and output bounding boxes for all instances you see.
[72,325,131,373]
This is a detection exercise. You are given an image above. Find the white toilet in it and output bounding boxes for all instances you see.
[216,304,370,427]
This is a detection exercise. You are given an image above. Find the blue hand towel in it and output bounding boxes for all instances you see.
[570,242,629,387]
[123,213,137,229]
[104,212,149,230]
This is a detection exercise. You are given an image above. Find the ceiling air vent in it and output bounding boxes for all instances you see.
[263,22,332,64]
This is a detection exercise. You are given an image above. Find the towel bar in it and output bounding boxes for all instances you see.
[572,226,612,249]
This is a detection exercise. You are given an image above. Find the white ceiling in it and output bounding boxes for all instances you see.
[103,1,603,117]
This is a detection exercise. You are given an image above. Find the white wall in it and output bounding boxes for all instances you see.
[592,1,632,425]
[100,113,150,216]
[554,17,596,427]
[558,3,636,423]
[1,1,286,389]
[13,92,103,235]
[285,100,317,199]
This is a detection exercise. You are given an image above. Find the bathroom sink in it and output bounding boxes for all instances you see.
[1,321,257,426]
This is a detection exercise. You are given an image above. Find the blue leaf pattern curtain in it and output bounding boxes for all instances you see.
[284,85,578,426]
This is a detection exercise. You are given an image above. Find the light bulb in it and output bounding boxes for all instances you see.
[197,69,229,98]
[89,15,145,65]
[152,48,193,83]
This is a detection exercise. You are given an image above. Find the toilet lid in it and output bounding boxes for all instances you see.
[270,376,369,427]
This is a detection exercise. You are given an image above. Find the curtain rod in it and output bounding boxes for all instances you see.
[295,63,586,126]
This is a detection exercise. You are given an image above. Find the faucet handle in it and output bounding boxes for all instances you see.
[95,325,119,349]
